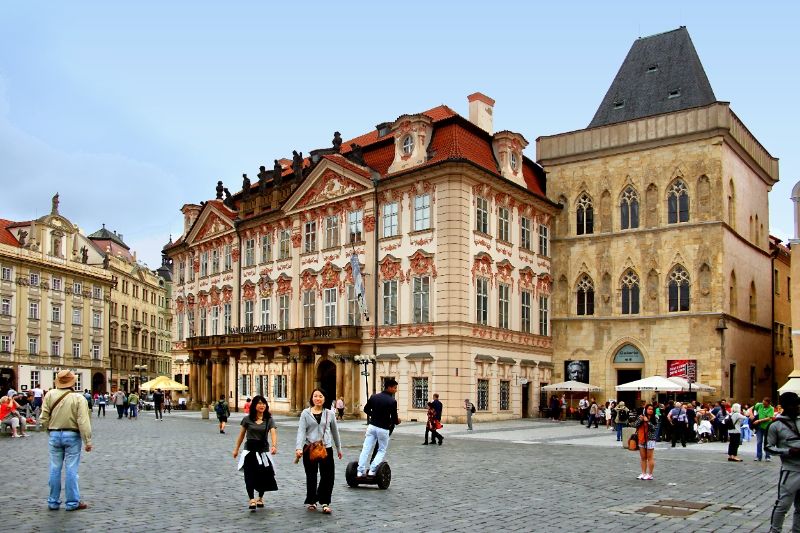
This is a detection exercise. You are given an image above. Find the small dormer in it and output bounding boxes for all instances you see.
[492,131,529,187]
[387,114,433,174]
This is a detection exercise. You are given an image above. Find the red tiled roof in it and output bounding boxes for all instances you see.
[207,200,238,220]
[521,160,546,197]
[421,104,458,122]
[0,219,20,247]
[364,143,395,177]
[342,105,458,154]
[410,122,498,175]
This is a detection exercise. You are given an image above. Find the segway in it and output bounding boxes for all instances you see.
[345,427,393,490]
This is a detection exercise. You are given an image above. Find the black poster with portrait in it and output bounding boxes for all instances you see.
[564,360,590,383]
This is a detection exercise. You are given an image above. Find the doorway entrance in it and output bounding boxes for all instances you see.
[617,369,642,409]
[0,368,15,395]
[522,383,529,418]
[317,360,336,410]
[93,372,105,394]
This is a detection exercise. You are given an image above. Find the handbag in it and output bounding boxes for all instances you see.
[435,420,443,430]
[628,434,638,451]
[305,410,329,463]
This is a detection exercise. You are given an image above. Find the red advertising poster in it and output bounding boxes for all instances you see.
[667,360,697,382]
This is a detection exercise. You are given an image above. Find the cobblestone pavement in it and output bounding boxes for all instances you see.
[1,410,783,533]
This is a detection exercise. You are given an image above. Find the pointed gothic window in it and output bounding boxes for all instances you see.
[667,180,689,224]
[620,187,640,230]
[621,270,640,315]
[668,266,690,312]
[576,275,595,316]
[576,194,594,235]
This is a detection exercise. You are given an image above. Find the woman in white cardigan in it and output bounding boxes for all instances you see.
[295,388,342,514]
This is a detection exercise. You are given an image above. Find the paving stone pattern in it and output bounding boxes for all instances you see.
[1,412,783,532]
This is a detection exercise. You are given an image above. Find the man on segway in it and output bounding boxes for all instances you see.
[356,379,401,478]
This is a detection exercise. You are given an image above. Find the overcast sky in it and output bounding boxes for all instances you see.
[1,1,797,267]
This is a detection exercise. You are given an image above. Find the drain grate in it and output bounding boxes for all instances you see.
[637,506,697,517]
[654,500,711,510]
[637,500,711,517]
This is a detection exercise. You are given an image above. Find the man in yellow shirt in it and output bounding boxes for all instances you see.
[40,370,92,511]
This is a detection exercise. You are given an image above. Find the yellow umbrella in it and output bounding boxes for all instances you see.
[140,376,188,391]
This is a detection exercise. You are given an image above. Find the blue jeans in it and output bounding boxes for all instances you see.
[756,427,771,460]
[129,405,138,418]
[586,414,597,428]
[48,431,83,510]
[357,425,390,474]
[616,423,625,441]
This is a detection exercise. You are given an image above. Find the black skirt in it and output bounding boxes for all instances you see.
[243,440,278,493]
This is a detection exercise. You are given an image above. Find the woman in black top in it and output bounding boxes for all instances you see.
[232,395,278,510]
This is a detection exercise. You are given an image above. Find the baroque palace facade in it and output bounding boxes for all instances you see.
[165,93,559,421]
[537,28,779,406]
[0,196,113,394]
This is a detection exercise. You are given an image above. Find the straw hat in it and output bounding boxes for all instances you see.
[55,370,77,389]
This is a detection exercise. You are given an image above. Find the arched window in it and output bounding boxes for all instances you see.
[750,281,757,322]
[576,194,594,235]
[668,266,690,312]
[667,180,689,224]
[620,187,640,230]
[576,275,595,316]
[621,270,640,315]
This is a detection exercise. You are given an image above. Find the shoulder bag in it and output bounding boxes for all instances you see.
[305,410,329,463]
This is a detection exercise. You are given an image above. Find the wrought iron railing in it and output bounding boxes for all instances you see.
[186,325,362,349]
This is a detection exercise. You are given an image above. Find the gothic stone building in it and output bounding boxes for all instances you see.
[165,94,559,422]
[537,28,779,406]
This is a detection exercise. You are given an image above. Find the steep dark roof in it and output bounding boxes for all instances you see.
[588,27,717,128]
[87,225,130,250]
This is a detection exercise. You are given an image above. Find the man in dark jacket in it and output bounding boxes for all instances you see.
[356,379,402,478]
[765,392,800,533]
[424,393,444,445]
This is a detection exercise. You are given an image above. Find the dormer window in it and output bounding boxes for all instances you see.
[613,100,625,109]
[510,152,518,171]
[402,136,414,155]
[647,64,659,72]
[668,88,681,99]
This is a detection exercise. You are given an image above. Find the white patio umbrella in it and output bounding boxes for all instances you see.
[543,380,603,392]
[778,378,800,395]
[615,375,683,392]
[666,376,717,393]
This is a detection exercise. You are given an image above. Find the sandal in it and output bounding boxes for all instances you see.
[307,504,317,511]
[256,498,264,508]
[248,500,256,511]
[322,504,331,514]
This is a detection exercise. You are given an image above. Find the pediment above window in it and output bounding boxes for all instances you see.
[388,114,433,174]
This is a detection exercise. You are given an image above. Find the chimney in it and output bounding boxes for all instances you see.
[468,92,495,134]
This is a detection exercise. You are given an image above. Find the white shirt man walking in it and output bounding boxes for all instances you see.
[39,370,92,511]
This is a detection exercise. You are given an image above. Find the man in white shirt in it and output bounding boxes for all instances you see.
[31,387,44,409]
[579,396,589,424]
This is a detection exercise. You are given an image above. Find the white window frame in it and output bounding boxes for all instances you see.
[260,298,271,327]
[0,267,11,281]
[72,308,81,325]
[93,286,102,299]
[51,339,60,357]
[51,305,61,323]
[211,249,219,274]
[539,296,549,336]
[224,245,232,271]
[521,217,532,251]
[476,197,489,234]
[29,301,39,320]
[412,276,430,324]
[325,215,339,249]
[476,278,489,326]
[304,222,317,253]
[348,210,363,243]
[199,307,207,336]
[521,290,532,333]
[188,309,195,337]
[303,290,316,328]
[72,342,81,358]
[539,225,549,256]
[279,229,291,259]
[29,337,38,355]
[245,239,255,267]
[223,303,231,332]
[274,375,288,400]
[93,311,101,328]
[0,298,9,316]
[30,370,40,388]
[261,235,272,263]
[0,335,9,352]
[498,283,510,329]
[383,202,398,237]
[74,282,82,295]
[323,288,337,326]
[498,206,510,242]
[92,344,101,360]
[347,284,361,325]
[30,273,39,286]
[244,300,254,328]
[52,277,62,291]
[414,194,431,231]
[279,295,290,330]
[177,312,184,341]
[382,280,398,326]
[412,377,429,409]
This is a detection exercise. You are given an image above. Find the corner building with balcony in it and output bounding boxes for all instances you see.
[538,28,779,406]
[165,93,559,421]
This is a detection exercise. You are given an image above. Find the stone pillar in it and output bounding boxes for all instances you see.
[531,365,541,419]
[289,358,299,414]
[343,357,355,415]
[205,356,213,407]
[335,355,345,408]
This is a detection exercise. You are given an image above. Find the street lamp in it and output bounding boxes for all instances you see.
[133,364,147,392]
[354,354,376,421]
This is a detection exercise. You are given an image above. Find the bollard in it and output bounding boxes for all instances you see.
[201,407,209,419]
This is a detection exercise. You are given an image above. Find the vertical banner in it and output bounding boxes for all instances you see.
[667,360,697,382]
[564,360,590,383]
[351,253,368,320]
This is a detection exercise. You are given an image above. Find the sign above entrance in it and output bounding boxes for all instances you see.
[667,359,697,382]
[613,345,644,364]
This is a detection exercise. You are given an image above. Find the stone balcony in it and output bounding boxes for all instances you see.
[186,325,362,351]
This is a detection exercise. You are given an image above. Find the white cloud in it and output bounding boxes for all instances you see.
[0,80,183,267]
